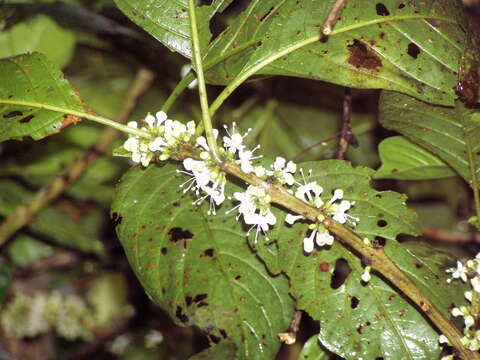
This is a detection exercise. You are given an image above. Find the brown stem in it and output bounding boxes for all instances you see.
[278,310,302,345]
[336,87,357,160]
[290,132,341,162]
[423,227,480,244]
[0,68,154,248]
[322,0,349,36]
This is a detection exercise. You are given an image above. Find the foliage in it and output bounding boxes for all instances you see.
[0,0,479,360]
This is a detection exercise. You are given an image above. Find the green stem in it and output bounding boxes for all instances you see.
[0,99,152,139]
[162,40,258,114]
[188,0,219,159]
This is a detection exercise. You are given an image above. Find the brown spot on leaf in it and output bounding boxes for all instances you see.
[168,227,193,243]
[375,3,390,16]
[347,39,382,71]
[3,110,23,118]
[319,262,329,272]
[407,42,420,59]
[60,114,82,130]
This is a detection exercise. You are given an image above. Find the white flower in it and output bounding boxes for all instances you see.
[119,111,197,165]
[466,291,473,302]
[229,185,276,243]
[325,189,359,226]
[179,157,226,215]
[295,181,324,207]
[439,334,450,345]
[237,146,262,174]
[447,261,468,282]
[471,276,480,292]
[285,214,303,225]
[223,122,251,155]
[361,266,372,282]
[303,233,315,253]
[267,157,297,185]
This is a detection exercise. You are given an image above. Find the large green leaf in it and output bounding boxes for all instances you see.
[299,336,331,360]
[255,160,466,359]
[0,52,84,142]
[0,15,75,68]
[204,0,465,106]
[379,90,480,185]
[375,136,455,180]
[113,0,234,58]
[111,164,294,359]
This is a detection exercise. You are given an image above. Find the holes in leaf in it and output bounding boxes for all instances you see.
[204,248,214,257]
[375,3,390,16]
[377,220,387,227]
[376,358,385,360]
[168,227,193,243]
[407,42,421,59]
[374,236,386,247]
[260,7,274,22]
[3,110,22,118]
[175,306,189,323]
[398,3,405,9]
[330,259,351,289]
[161,247,167,255]
[350,296,360,309]
[19,115,34,123]
[111,212,122,226]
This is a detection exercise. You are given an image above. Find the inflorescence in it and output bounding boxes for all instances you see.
[119,112,359,252]
[440,253,480,353]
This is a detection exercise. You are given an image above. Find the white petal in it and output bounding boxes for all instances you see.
[285,214,303,225]
[303,233,315,253]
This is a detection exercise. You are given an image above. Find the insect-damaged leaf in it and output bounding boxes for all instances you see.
[379,91,480,186]
[0,52,83,142]
[255,160,467,360]
[111,164,294,359]
[204,0,465,106]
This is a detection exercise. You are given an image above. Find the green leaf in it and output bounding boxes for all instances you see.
[0,52,84,142]
[0,15,75,68]
[205,0,466,105]
[111,164,294,359]
[375,136,456,180]
[255,160,465,359]
[379,91,480,185]
[113,0,233,58]
[299,336,331,360]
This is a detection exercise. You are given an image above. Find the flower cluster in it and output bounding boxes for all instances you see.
[122,111,196,166]
[120,114,359,250]
[442,253,480,351]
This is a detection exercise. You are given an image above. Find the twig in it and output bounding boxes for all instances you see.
[278,310,302,344]
[291,132,341,161]
[322,0,349,36]
[336,88,357,160]
[423,227,480,243]
[0,68,154,248]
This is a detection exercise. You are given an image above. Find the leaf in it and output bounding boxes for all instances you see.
[0,15,75,68]
[255,160,466,359]
[113,0,234,58]
[379,90,480,185]
[375,136,456,180]
[0,52,84,142]
[111,164,294,359]
[205,0,466,105]
[299,336,331,360]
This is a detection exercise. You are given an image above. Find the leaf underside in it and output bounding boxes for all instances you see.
[379,90,480,185]
[375,136,455,180]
